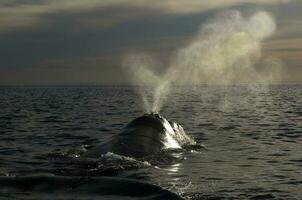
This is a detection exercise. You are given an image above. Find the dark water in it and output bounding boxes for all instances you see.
[0,85,301,200]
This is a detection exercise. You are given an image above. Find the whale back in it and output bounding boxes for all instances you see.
[86,114,195,158]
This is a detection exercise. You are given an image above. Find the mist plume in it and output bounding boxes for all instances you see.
[124,10,282,113]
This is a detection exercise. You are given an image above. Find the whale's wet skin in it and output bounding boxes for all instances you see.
[86,113,196,159]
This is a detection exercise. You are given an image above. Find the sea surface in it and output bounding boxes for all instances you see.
[0,85,301,200]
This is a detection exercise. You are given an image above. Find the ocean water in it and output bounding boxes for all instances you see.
[0,85,301,200]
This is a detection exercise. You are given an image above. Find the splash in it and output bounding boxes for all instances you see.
[124,10,281,113]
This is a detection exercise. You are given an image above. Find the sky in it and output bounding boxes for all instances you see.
[0,0,301,85]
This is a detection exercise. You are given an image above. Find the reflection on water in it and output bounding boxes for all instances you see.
[0,85,301,199]
[166,163,182,174]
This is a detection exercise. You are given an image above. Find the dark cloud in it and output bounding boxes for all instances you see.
[0,0,301,84]
[0,5,213,68]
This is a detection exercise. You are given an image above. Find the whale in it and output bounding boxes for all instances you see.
[86,113,195,159]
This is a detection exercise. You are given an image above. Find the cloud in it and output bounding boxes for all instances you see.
[0,0,300,85]
[0,0,291,32]
[263,38,302,61]
[273,19,302,39]
[262,37,302,82]
[150,0,290,14]
[0,55,121,85]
